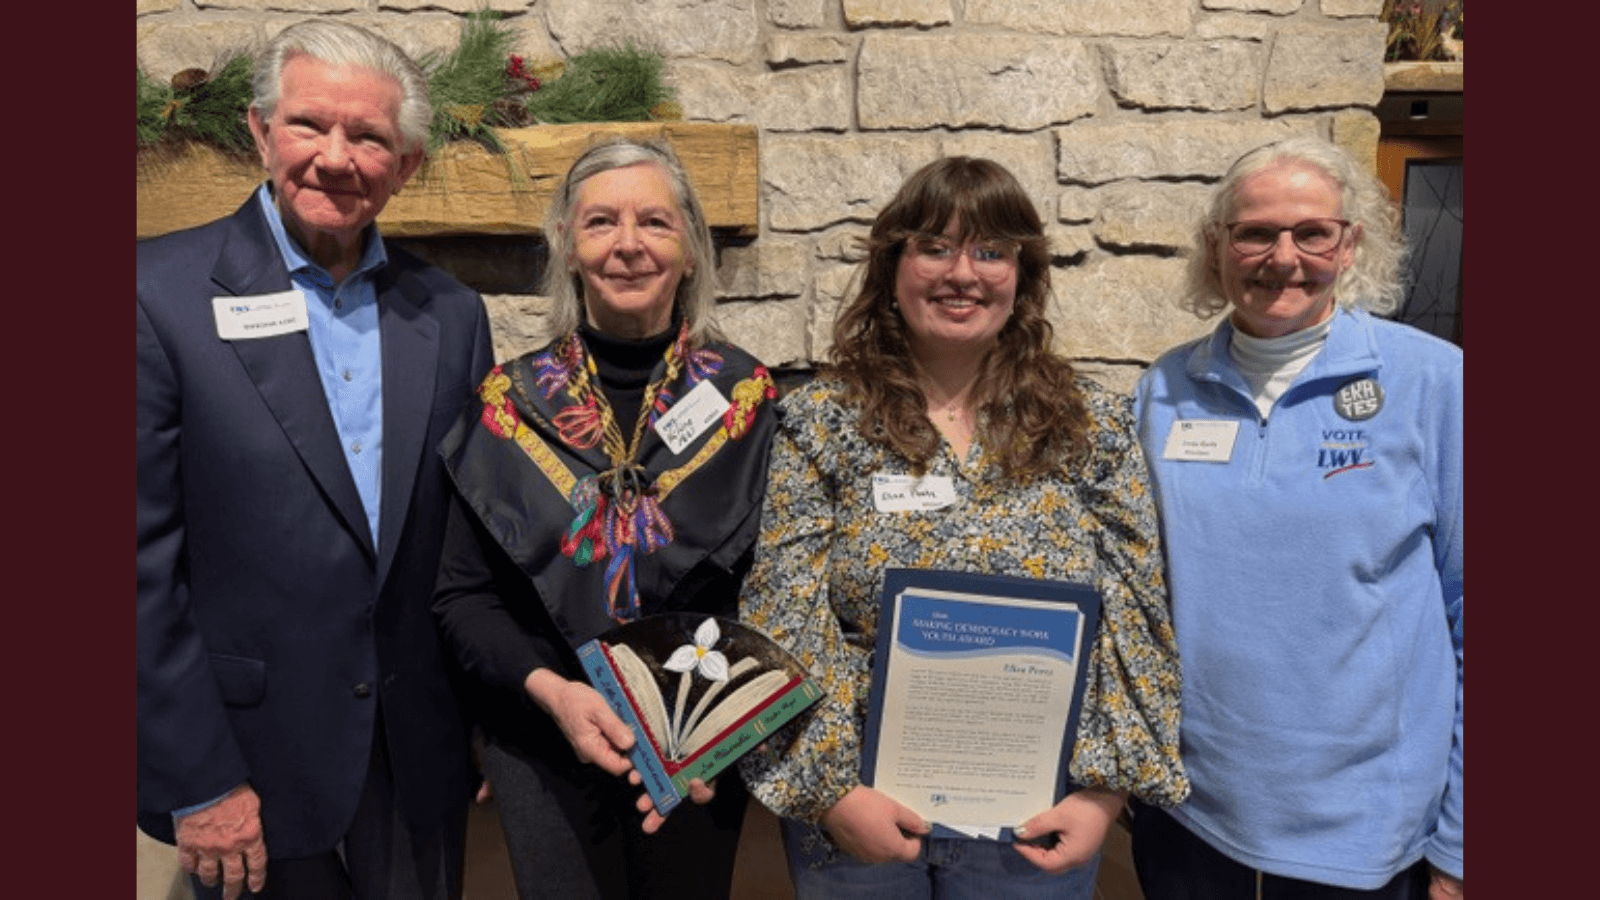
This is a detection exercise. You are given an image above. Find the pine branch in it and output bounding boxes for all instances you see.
[136,53,254,154]
[426,10,517,152]
[180,54,255,153]
[524,43,676,125]
[136,67,173,148]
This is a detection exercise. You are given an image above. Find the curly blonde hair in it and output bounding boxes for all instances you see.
[1182,135,1407,319]
[829,156,1088,480]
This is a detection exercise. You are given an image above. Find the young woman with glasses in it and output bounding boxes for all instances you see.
[737,156,1191,900]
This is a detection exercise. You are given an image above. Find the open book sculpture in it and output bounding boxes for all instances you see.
[578,614,824,815]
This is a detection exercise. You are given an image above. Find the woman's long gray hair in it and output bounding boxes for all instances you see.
[542,137,719,342]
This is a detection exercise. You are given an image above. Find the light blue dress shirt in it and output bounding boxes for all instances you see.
[257,184,386,547]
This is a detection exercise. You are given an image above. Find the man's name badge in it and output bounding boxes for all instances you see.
[654,378,730,455]
[1161,419,1240,463]
[872,473,958,512]
[213,291,309,341]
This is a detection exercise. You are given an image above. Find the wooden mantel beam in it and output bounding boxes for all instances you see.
[136,122,761,239]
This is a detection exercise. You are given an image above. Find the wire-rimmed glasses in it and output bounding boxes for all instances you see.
[1223,218,1351,257]
[904,235,1020,281]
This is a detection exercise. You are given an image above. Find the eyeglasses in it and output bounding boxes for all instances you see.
[1223,218,1351,257]
[905,235,1020,281]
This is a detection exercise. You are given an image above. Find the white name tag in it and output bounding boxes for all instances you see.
[872,473,958,513]
[212,291,309,340]
[1161,419,1240,463]
[654,378,730,455]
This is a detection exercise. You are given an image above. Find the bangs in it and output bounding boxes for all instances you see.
[877,157,1043,245]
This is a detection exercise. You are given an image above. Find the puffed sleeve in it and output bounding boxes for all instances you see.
[1067,386,1190,807]
[736,403,869,824]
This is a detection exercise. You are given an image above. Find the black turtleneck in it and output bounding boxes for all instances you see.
[577,322,675,441]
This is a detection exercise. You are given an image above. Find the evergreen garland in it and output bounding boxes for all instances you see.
[419,11,519,152]
[137,53,257,155]
[524,43,680,125]
[136,67,171,148]
[135,12,680,156]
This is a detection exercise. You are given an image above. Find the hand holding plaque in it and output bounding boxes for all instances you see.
[860,569,1102,841]
[578,613,824,816]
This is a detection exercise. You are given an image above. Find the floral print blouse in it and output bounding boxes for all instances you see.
[738,375,1190,825]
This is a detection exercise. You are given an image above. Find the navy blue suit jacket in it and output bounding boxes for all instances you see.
[136,196,492,857]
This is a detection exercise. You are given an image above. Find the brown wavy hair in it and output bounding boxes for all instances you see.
[829,156,1088,480]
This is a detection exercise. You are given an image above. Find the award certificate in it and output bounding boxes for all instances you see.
[861,569,1101,840]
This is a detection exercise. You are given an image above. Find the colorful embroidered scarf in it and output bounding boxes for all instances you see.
[442,326,777,648]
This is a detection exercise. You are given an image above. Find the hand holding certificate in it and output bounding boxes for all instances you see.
[860,569,1102,841]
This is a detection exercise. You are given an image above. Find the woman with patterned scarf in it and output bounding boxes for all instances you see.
[433,137,778,900]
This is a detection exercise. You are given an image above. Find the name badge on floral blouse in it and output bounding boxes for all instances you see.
[872,473,958,512]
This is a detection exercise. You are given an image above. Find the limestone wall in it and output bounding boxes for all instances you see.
[137,0,1389,390]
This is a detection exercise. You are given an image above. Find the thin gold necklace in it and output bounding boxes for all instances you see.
[925,389,972,424]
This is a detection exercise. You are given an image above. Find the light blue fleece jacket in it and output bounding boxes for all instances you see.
[1133,308,1463,888]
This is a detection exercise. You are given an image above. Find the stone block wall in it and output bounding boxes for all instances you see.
[137,0,1389,391]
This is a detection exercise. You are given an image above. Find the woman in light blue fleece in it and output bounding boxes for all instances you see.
[1130,136,1462,900]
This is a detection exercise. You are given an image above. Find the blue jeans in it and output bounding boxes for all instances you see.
[780,819,1099,900]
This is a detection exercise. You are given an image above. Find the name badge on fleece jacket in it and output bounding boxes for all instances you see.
[1161,419,1239,463]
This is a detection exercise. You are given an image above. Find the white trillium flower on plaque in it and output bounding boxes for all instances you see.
[576,613,825,815]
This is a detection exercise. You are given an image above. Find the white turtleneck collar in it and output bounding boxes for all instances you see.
[1228,313,1335,420]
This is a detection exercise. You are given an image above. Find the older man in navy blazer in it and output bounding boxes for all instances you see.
[137,20,492,900]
